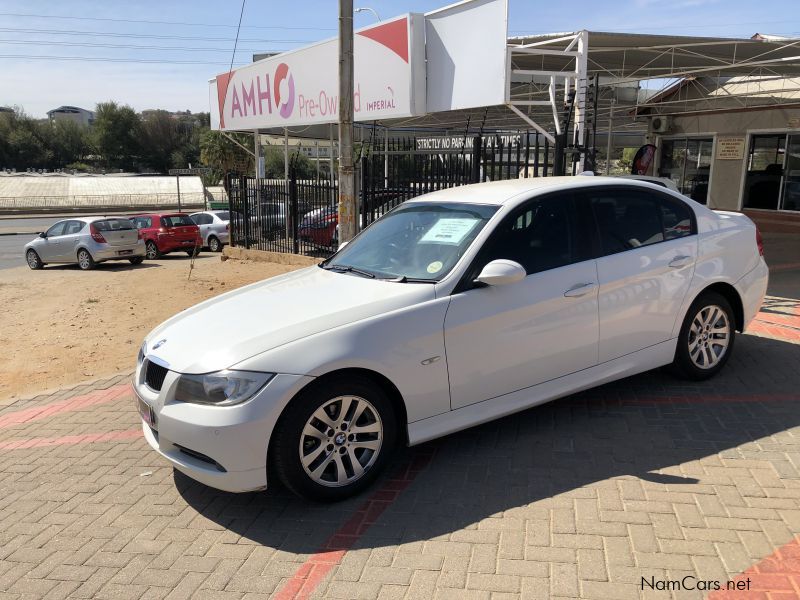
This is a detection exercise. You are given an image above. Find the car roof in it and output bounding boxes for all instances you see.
[56,216,135,224]
[406,176,675,206]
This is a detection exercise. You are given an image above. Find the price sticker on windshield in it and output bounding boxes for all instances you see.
[419,218,479,245]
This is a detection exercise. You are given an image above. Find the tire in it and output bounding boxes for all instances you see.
[128,256,144,265]
[26,249,43,270]
[271,375,397,501]
[669,291,736,381]
[145,241,160,260]
[208,236,221,252]
[76,249,95,271]
[186,247,201,257]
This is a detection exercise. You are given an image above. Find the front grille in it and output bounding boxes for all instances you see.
[144,360,168,391]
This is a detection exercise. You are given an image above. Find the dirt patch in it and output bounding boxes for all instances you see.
[0,254,305,402]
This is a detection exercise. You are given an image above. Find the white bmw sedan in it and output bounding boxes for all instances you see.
[135,177,768,501]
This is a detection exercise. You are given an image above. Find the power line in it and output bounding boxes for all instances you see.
[0,27,313,44]
[0,38,274,54]
[0,54,237,65]
[0,11,336,32]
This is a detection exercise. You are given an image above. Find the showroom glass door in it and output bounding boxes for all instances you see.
[780,134,800,211]
[658,137,713,204]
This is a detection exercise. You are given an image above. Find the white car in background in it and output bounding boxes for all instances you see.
[189,210,230,252]
[135,177,768,501]
[25,216,144,270]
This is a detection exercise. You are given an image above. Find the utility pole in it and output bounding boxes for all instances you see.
[338,0,356,243]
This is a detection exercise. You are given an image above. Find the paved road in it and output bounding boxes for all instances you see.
[0,232,37,270]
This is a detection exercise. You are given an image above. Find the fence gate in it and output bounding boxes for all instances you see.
[228,131,557,258]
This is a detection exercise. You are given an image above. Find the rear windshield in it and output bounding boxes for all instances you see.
[161,215,195,227]
[94,218,135,231]
[214,211,230,221]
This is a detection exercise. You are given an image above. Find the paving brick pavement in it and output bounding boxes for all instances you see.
[1,303,800,599]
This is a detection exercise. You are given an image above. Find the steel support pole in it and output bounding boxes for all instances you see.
[574,30,589,172]
[337,0,356,243]
[605,98,615,175]
[175,175,181,211]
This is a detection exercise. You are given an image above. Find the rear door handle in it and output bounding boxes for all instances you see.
[669,255,693,268]
[564,282,597,298]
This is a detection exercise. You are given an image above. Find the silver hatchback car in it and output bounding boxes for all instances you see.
[189,210,230,252]
[25,216,146,270]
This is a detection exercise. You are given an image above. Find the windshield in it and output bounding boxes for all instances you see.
[325,202,498,281]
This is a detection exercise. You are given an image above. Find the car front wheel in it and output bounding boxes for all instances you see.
[77,249,96,270]
[129,256,144,265]
[272,376,396,501]
[669,291,735,380]
[26,249,44,270]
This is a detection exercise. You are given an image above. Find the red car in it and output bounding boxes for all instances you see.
[131,213,203,259]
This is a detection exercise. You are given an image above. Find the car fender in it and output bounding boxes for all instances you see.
[230,295,454,424]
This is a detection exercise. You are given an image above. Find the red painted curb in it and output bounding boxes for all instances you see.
[707,537,800,599]
[0,428,141,449]
[273,450,435,600]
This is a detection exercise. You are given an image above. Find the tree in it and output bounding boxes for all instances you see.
[200,130,253,189]
[50,119,89,167]
[92,101,141,170]
[263,145,316,179]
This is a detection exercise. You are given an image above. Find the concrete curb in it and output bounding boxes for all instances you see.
[0,231,37,237]
[222,245,320,267]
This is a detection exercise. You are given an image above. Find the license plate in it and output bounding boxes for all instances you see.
[137,397,157,428]
[117,249,133,255]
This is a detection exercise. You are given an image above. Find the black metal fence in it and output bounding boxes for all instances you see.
[229,131,555,259]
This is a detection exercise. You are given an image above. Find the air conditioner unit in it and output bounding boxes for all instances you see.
[650,116,672,134]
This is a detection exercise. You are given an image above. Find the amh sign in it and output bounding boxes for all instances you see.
[210,15,426,130]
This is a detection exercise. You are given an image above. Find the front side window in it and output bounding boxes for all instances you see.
[45,221,67,237]
[475,194,581,276]
[324,202,498,281]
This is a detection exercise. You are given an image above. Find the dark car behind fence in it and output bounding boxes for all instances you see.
[228,131,554,259]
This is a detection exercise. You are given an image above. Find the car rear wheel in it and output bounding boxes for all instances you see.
[272,376,396,501]
[186,247,201,257]
[145,241,160,260]
[77,249,95,271]
[129,256,144,265]
[208,236,221,252]
[669,291,735,380]
[26,249,44,270]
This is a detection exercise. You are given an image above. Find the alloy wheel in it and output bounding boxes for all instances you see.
[298,395,383,487]
[146,242,158,260]
[78,250,91,270]
[26,250,39,269]
[688,304,730,369]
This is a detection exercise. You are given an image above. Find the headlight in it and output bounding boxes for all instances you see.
[137,341,147,364]
[175,370,274,406]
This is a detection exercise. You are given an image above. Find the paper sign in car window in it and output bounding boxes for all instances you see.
[419,218,479,245]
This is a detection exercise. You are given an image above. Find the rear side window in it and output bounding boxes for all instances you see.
[64,220,84,235]
[161,215,195,227]
[660,198,694,240]
[94,218,134,231]
[587,188,695,256]
[133,217,152,229]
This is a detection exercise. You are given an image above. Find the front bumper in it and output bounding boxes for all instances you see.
[133,362,313,493]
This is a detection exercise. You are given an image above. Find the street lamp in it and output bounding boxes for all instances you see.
[354,7,381,21]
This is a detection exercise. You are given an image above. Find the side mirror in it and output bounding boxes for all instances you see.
[38,231,47,238]
[475,259,526,286]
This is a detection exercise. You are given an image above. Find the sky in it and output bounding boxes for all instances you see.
[1,0,798,118]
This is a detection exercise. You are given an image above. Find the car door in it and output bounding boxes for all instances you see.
[39,221,68,261]
[443,192,599,410]
[584,186,698,363]
[59,220,85,261]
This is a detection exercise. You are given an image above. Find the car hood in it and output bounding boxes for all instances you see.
[144,266,436,374]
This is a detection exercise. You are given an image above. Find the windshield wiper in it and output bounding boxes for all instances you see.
[385,275,437,283]
[320,264,376,279]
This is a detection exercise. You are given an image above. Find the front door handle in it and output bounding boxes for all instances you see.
[669,255,693,268]
[564,282,597,298]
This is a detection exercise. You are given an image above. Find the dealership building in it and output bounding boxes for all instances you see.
[208,0,800,235]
